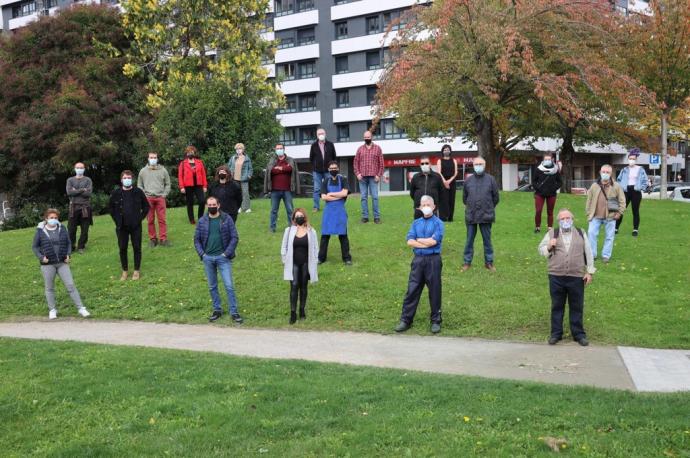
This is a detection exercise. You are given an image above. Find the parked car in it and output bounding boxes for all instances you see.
[515,183,534,192]
[671,186,690,203]
[642,183,685,199]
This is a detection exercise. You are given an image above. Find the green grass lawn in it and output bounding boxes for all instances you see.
[1,338,688,457]
[0,192,688,348]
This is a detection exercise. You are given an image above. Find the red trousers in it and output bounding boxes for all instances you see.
[147,197,167,241]
[534,194,557,228]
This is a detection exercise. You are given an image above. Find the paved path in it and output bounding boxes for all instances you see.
[1,320,689,392]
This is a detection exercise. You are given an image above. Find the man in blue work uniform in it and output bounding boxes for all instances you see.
[395,195,445,334]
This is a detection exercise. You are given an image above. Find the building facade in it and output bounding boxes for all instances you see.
[0,0,118,32]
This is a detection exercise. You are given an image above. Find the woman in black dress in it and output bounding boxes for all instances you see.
[436,144,458,222]
[208,165,243,222]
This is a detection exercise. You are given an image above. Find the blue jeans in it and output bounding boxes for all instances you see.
[359,176,380,219]
[202,255,238,314]
[312,171,325,210]
[588,218,616,259]
[463,223,493,264]
[270,190,293,231]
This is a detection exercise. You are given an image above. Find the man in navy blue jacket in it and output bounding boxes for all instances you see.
[194,196,242,323]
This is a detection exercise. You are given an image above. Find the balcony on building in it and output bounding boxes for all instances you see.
[273,0,318,31]
[331,0,430,21]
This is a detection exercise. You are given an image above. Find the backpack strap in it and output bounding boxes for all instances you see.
[553,227,559,239]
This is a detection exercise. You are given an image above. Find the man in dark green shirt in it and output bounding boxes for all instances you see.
[193,197,242,323]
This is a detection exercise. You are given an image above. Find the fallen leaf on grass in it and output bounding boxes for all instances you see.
[540,436,567,452]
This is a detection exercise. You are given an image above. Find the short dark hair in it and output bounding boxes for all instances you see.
[328,160,339,168]
[121,170,133,178]
[206,196,219,205]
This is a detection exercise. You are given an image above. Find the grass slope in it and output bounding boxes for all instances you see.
[1,338,688,457]
[0,193,688,348]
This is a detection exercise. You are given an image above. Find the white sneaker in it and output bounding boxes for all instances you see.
[237,209,243,213]
[244,208,252,213]
[78,307,91,318]
[49,309,57,320]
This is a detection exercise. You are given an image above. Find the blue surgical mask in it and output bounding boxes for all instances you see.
[148,158,158,166]
[600,173,610,181]
[47,218,59,226]
[543,160,553,167]
[275,150,284,156]
[559,219,573,230]
[474,165,485,174]
[75,168,85,176]
[122,178,133,187]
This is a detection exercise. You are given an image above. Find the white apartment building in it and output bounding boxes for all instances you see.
[0,0,118,32]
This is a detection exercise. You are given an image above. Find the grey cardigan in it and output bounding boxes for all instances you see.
[281,225,319,282]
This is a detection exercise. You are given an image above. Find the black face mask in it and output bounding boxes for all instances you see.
[329,170,339,177]
[295,216,306,226]
[208,207,219,215]
[364,139,372,145]
[219,173,227,180]
[186,154,194,159]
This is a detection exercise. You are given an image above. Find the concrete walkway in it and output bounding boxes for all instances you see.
[1,320,689,393]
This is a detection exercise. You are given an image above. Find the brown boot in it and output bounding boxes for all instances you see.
[132,270,141,280]
[461,264,471,272]
[120,271,128,281]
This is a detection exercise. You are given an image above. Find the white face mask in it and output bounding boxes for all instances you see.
[75,168,85,176]
[421,206,433,217]
[148,158,158,166]
[47,218,59,226]
[318,134,326,142]
[628,159,636,166]
[559,218,573,230]
[420,164,431,173]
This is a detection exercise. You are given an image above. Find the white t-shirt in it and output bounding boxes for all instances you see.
[628,165,640,186]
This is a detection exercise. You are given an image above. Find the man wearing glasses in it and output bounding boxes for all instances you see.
[409,155,444,219]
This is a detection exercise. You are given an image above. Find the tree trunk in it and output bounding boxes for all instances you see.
[660,110,669,199]
[560,126,575,193]
[475,115,503,189]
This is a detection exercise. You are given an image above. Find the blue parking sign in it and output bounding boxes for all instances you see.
[649,154,660,164]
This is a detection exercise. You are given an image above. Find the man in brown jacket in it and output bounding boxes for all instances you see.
[539,209,596,346]
[585,164,626,263]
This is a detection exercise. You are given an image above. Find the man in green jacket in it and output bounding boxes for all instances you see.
[138,152,171,247]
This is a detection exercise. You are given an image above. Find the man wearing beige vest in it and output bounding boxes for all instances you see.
[538,209,596,346]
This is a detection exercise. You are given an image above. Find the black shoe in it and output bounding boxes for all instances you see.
[317,259,325,265]
[149,238,158,248]
[77,248,85,254]
[632,230,638,237]
[299,308,306,320]
[374,218,381,224]
[615,228,619,234]
[289,311,297,324]
[548,336,561,345]
[534,227,541,233]
[430,322,441,334]
[344,260,352,266]
[576,337,589,347]
[208,311,222,322]
[159,239,170,247]
[394,320,411,333]
[231,313,244,324]
[361,218,369,223]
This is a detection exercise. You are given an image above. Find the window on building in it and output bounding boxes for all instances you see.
[381,119,407,139]
[12,0,37,18]
[275,0,294,16]
[336,90,350,108]
[335,21,348,39]
[334,0,353,4]
[277,63,296,80]
[280,128,297,146]
[366,121,381,139]
[337,124,350,142]
[296,0,315,12]
[366,15,380,35]
[382,48,392,66]
[297,27,316,46]
[280,95,297,113]
[298,61,317,78]
[366,86,377,105]
[383,10,406,31]
[277,37,295,49]
[335,55,349,74]
[366,51,381,70]
[301,127,317,144]
[300,94,317,112]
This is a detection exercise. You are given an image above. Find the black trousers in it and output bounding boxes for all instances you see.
[549,274,585,340]
[290,263,309,312]
[438,186,457,222]
[68,212,90,250]
[400,254,442,325]
[185,186,206,222]
[318,234,351,262]
[616,185,642,230]
[116,225,142,271]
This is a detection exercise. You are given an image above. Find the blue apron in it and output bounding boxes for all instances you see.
[321,176,348,235]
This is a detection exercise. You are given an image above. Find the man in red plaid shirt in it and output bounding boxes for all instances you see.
[354,130,384,224]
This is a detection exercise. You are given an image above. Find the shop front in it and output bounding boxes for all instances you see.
[380,155,478,192]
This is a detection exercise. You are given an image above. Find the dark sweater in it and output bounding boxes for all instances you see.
[409,172,444,209]
[209,181,242,216]
[109,187,149,229]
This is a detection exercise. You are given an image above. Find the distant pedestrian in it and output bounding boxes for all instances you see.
[109,170,149,281]
[281,208,318,324]
[194,197,243,324]
[394,195,444,334]
[586,164,625,263]
[436,145,458,222]
[462,157,500,272]
[209,165,242,223]
[138,151,171,247]
[533,153,562,233]
[354,130,384,223]
[178,145,208,224]
[32,208,90,320]
[309,128,337,212]
[318,161,352,265]
[263,144,299,233]
[66,162,93,253]
[538,208,595,346]
[228,143,253,213]
[410,155,444,220]
[615,151,648,237]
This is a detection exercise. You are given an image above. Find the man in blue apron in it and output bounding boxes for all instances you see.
[318,161,352,265]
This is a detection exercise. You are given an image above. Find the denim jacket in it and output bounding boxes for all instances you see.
[616,166,649,192]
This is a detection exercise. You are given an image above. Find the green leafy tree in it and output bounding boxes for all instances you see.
[0,5,152,227]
